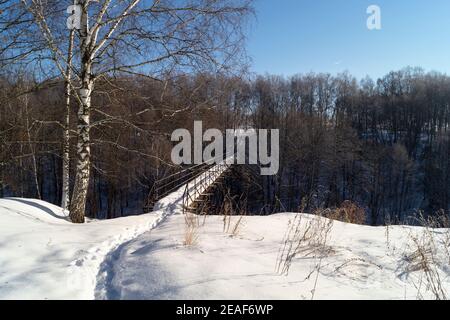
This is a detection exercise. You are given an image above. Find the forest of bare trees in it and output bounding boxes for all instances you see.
[0,1,449,226]
[1,67,449,225]
[247,68,449,225]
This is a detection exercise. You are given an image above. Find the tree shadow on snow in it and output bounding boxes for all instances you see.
[2,198,67,221]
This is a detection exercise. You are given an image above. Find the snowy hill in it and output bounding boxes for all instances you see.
[1,198,449,300]
[0,198,167,300]
[96,214,450,300]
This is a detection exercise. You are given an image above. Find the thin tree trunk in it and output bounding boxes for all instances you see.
[62,29,75,211]
[24,92,41,199]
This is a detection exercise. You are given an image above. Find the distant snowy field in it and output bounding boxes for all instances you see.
[1,198,449,300]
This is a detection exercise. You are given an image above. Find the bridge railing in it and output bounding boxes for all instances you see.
[144,154,235,212]
[182,156,234,214]
[144,163,210,211]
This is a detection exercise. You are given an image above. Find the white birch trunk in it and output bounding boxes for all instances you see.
[62,29,75,211]
[69,1,92,223]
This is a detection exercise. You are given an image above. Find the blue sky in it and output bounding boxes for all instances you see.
[247,0,450,79]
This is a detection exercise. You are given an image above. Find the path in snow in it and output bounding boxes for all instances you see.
[0,198,164,299]
[0,160,232,300]
[94,161,232,299]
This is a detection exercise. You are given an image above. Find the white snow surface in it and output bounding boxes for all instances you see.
[1,195,449,300]
[0,161,232,300]
[0,197,168,300]
[95,214,450,300]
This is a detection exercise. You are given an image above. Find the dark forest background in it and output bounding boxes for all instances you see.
[1,66,449,225]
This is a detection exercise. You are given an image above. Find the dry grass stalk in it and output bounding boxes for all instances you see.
[221,193,246,237]
[184,212,199,246]
[402,213,448,300]
[276,207,334,277]
[230,216,244,237]
[222,196,233,233]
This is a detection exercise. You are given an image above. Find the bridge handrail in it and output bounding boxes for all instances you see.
[145,151,235,211]
[182,159,233,214]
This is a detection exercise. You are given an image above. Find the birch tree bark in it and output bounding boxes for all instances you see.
[62,29,75,211]
[70,0,93,223]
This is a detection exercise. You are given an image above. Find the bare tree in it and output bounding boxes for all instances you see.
[2,0,253,222]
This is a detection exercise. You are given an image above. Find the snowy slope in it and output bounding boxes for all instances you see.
[1,195,449,300]
[0,160,232,299]
[0,160,230,300]
[0,197,172,300]
[96,213,450,300]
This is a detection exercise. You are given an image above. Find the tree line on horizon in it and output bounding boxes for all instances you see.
[247,68,449,225]
[0,1,448,226]
[1,67,449,225]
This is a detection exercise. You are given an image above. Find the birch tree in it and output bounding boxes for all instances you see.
[1,0,80,211]
[62,28,75,211]
[1,0,252,223]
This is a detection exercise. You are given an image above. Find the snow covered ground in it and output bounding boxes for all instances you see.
[0,160,235,300]
[1,195,449,300]
[95,213,450,300]
[0,195,176,300]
